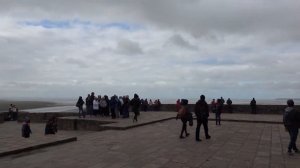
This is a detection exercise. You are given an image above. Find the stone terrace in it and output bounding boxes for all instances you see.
[0,112,299,168]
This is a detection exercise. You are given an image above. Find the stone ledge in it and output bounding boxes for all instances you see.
[0,137,77,158]
[208,118,282,124]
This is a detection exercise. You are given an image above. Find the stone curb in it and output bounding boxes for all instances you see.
[100,117,282,131]
[0,137,77,158]
[206,118,282,124]
[100,117,176,130]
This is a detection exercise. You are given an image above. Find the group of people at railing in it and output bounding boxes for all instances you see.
[76,92,161,122]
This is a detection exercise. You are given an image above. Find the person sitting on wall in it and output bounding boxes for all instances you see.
[45,117,58,135]
[22,117,32,138]
[8,104,13,121]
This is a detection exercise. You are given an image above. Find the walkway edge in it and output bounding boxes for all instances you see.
[0,137,77,158]
[208,118,282,124]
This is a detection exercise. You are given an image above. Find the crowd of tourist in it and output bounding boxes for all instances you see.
[76,92,162,120]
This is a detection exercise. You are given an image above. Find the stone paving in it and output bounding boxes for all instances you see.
[0,122,90,157]
[0,112,299,168]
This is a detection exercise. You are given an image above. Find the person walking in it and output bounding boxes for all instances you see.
[283,99,300,155]
[194,95,211,141]
[76,96,85,118]
[177,99,190,139]
[176,99,181,112]
[131,94,141,122]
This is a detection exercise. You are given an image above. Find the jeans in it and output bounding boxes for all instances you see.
[287,126,299,151]
[180,118,188,137]
[78,107,85,118]
[215,113,221,125]
[195,118,209,140]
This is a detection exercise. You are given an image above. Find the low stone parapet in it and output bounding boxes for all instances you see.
[17,112,78,123]
[159,104,298,114]
[57,117,114,131]
[0,112,4,123]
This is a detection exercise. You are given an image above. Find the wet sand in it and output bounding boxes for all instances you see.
[0,100,61,112]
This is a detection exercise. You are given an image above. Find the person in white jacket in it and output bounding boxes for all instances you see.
[93,98,99,117]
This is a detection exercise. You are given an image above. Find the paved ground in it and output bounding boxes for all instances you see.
[0,112,299,168]
[0,122,91,157]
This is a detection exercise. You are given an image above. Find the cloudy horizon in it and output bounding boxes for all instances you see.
[1,0,300,100]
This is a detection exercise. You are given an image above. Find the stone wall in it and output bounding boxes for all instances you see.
[158,104,300,114]
[0,112,4,123]
[17,112,78,123]
[57,118,114,131]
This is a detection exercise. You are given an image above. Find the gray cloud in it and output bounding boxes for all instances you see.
[167,34,198,50]
[116,39,143,55]
[0,0,300,100]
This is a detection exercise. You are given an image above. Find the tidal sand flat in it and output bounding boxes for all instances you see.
[0,100,59,112]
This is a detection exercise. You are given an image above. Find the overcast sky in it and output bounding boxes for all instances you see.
[1,0,300,100]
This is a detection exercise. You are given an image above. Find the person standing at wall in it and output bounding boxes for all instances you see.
[76,96,85,118]
[250,98,257,114]
[283,99,300,155]
[226,98,233,113]
[216,99,223,125]
[194,95,211,141]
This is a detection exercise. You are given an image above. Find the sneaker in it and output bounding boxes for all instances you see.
[186,133,190,137]
[294,149,299,153]
[288,150,293,155]
[196,139,202,142]
[206,135,211,139]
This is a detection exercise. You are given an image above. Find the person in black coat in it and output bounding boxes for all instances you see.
[194,95,211,141]
[250,98,256,114]
[283,99,300,155]
[130,94,141,122]
[76,96,85,118]
[216,99,223,125]
[45,116,58,135]
[22,118,32,138]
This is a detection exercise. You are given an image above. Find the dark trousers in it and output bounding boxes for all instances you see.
[228,105,232,113]
[122,108,129,118]
[111,108,116,119]
[287,127,299,151]
[78,107,85,118]
[216,113,221,125]
[133,111,138,122]
[196,118,209,140]
[251,107,256,114]
[215,113,221,125]
[180,118,188,137]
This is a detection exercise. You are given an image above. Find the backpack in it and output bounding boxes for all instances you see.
[100,99,107,108]
[187,112,193,126]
